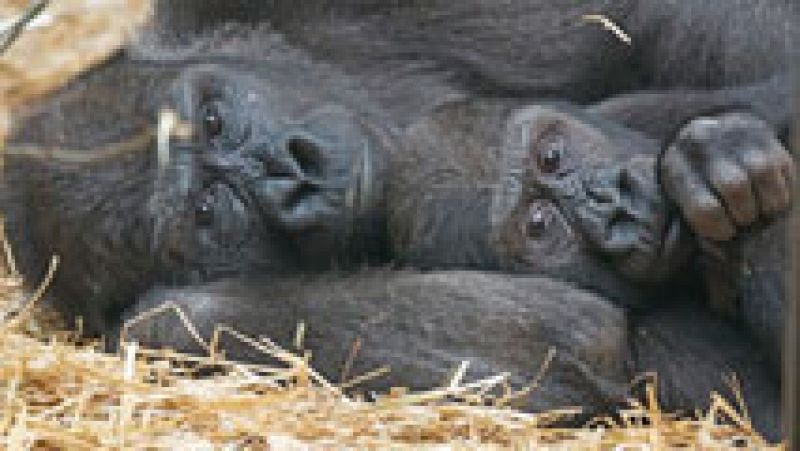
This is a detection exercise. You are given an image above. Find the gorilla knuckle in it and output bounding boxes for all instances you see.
[684,194,734,240]
[742,152,778,180]
[685,196,722,224]
[680,118,718,144]
[776,147,796,173]
[711,170,748,198]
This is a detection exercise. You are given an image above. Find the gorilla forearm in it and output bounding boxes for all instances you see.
[156,0,796,102]
[698,218,789,374]
[123,270,631,410]
[122,270,782,437]
[589,75,793,145]
[622,0,794,89]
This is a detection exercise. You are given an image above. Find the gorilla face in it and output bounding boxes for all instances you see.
[2,59,389,330]
[491,105,692,295]
[166,65,384,274]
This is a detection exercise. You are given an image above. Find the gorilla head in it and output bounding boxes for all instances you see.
[165,64,386,274]
[389,101,694,305]
[2,56,389,331]
[492,104,689,284]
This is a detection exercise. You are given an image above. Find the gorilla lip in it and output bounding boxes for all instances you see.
[619,214,687,282]
[559,195,686,283]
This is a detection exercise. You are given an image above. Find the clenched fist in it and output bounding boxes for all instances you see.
[660,113,794,242]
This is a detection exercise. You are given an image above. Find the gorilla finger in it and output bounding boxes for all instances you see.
[683,188,736,242]
[707,159,757,227]
[741,149,790,216]
[662,153,735,241]
[759,173,790,217]
[777,148,796,192]
[659,146,698,205]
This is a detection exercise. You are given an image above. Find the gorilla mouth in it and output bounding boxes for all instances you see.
[568,200,688,284]
[614,215,686,282]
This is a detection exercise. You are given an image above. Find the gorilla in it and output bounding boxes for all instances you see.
[2,46,391,331]
[1,2,794,439]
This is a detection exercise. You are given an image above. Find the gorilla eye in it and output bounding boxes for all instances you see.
[203,105,223,138]
[526,206,549,238]
[536,134,565,174]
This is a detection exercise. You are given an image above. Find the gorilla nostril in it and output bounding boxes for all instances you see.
[588,184,615,204]
[283,181,321,209]
[609,208,636,227]
[264,158,297,178]
[617,168,634,193]
[286,137,323,177]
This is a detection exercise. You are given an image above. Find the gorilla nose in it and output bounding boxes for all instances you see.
[587,163,649,208]
[240,135,325,180]
[578,158,663,257]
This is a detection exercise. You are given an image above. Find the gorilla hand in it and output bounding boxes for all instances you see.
[659,112,794,242]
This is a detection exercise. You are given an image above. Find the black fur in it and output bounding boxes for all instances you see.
[155,0,795,99]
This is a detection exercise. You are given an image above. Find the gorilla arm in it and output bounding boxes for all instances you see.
[153,0,795,102]
[589,75,793,146]
[122,270,631,411]
[122,269,782,436]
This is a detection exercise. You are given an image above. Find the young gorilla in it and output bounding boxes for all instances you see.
[1,21,793,438]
